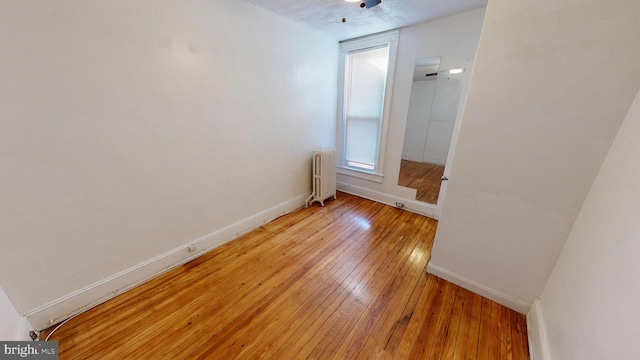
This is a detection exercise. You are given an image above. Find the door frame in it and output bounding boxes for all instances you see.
[436,58,475,219]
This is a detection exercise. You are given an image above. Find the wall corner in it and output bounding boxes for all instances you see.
[526,298,551,360]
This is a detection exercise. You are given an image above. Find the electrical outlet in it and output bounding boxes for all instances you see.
[395,202,405,209]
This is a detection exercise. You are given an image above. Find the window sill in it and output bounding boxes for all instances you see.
[337,166,384,183]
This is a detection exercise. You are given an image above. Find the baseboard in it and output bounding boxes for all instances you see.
[25,194,308,331]
[337,182,437,219]
[426,262,530,314]
[526,298,551,360]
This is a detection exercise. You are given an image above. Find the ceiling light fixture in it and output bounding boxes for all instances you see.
[449,68,463,74]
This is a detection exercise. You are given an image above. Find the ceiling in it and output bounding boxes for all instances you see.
[244,0,487,41]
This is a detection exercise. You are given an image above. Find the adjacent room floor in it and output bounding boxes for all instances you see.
[398,160,445,205]
[42,192,529,359]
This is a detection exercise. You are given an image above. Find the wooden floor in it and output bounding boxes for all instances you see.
[398,160,445,204]
[42,193,529,359]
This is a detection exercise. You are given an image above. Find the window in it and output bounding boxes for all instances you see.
[337,31,398,180]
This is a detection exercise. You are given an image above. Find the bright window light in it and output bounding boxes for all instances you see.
[342,46,389,172]
[449,68,464,74]
[337,31,398,176]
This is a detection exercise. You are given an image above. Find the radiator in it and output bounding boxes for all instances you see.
[305,148,337,207]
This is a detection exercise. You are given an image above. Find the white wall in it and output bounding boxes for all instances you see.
[429,0,640,312]
[535,87,640,359]
[0,286,33,340]
[337,8,486,213]
[0,0,337,327]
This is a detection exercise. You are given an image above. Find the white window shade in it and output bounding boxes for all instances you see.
[344,46,389,171]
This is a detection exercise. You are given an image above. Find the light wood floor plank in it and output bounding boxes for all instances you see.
[385,268,428,353]
[419,280,457,359]
[391,276,441,360]
[41,192,529,359]
[477,297,492,360]
[452,290,474,360]
[500,305,514,360]
[327,217,435,360]
[441,288,469,359]
[511,311,529,360]
[370,223,435,350]
[489,301,502,360]
[463,294,484,360]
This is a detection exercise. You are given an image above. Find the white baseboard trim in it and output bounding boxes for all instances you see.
[526,298,551,360]
[25,194,308,331]
[337,182,437,219]
[426,262,531,314]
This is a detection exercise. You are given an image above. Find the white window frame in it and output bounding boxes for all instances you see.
[336,31,399,183]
